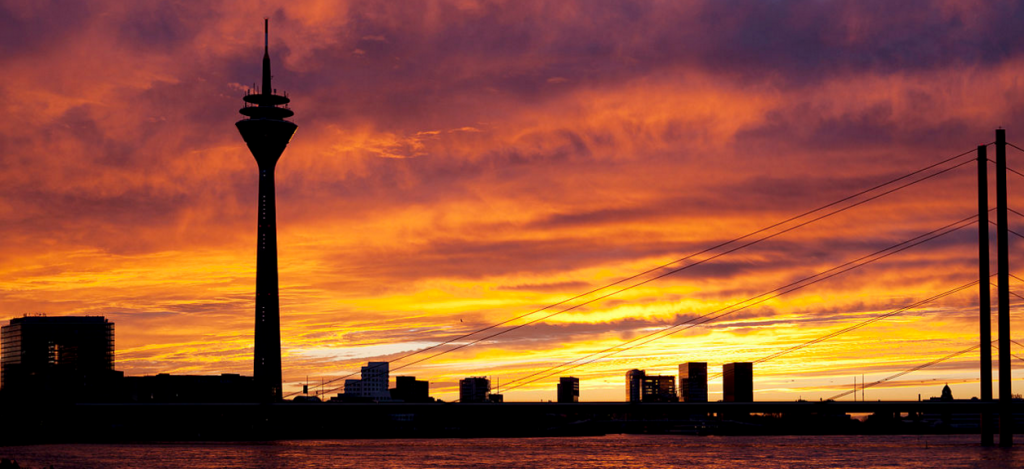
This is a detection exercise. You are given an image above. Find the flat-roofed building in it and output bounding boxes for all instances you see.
[1,315,121,398]
[343,379,363,397]
[723,362,753,402]
[121,373,256,403]
[340,361,392,401]
[360,361,391,400]
[626,369,678,403]
[460,376,490,403]
[678,362,708,402]
[390,376,431,402]
[557,376,580,403]
[642,374,678,402]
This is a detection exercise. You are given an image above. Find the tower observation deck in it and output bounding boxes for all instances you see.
[236,19,296,401]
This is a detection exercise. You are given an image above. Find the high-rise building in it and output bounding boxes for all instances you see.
[236,20,297,401]
[557,376,580,403]
[626,369,678,403]
[723,362,753,402]
[678,362,708,402]
[460,377,490,403]
[0,316,119,396]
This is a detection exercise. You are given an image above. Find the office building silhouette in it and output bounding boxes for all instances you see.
[390,376,432,402]
[723,362,753,402]
[678,362,708,402]
[342,361,392,401]
[557,376,580,403]
[460,377,491,403]
[626,369,678,403]
[0,316,120,398]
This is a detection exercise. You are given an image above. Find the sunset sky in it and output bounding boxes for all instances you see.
[3,0,1024,402]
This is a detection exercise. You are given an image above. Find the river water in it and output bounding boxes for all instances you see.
[1,434,1022,468]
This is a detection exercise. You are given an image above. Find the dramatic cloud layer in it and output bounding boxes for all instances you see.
[2,0,1024,401]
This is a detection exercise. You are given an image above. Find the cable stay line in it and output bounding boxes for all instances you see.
[715,275,1016,392]
[986,219,1024,241]
[1003,273,1024,302]
[1007,289,1024,302]
[993,343,1024,363]
[498,213,979,394]
[989,274,1024,299]
[707,278,982,380]
[286,146,978,399]
[827,343,982,401]
[823,337,1024,400]
[371,167,979,386]
[825,264,1024,401]
[331,210,978,399]
[1006,166,1024,180]
[1007,207,1024,220]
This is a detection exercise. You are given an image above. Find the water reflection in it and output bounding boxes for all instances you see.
[1,435,1021,469]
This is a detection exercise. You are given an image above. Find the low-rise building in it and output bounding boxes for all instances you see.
[122,373,257,403]
[723,362,753,402]
[390,376,432,402]
[557,377,580,403]
[1,315,122,400]
[341,361,393,401]
[460,376,490,403]
[679,362,708,403]
[626,369,678,403]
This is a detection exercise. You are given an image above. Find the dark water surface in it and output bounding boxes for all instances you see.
[2,434,1022,468]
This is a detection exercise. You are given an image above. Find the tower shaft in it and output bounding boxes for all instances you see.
[254,163,282,399]
[237,118,296,402]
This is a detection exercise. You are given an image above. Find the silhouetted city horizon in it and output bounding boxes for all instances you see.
[4,2,1024,455]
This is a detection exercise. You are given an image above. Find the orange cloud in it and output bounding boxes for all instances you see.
[2,0,1024,403]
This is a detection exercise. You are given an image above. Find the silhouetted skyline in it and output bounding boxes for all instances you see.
[2,1,1024,403]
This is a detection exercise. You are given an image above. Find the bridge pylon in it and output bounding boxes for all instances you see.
[978,143,993,446]
[995,128,1012,447]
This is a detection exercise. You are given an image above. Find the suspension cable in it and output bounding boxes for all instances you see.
[499,213,978,394]
[287,148,979,398]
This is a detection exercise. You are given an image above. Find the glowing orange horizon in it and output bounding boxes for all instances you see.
[2,1,1023,403]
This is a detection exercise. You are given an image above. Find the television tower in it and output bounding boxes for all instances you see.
[236,19,296,401]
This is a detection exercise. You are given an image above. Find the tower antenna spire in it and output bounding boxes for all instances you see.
[262,18,271,96]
